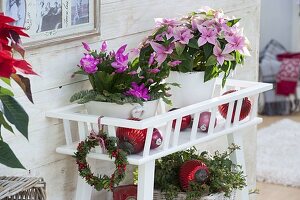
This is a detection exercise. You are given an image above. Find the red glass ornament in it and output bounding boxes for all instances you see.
[117,118,163,154]
[151,129,163,149]
[218,90,252,122]
[113,185,137,200]
[170,108,192,131]
[198,112,217,132]
[179,160,209,191]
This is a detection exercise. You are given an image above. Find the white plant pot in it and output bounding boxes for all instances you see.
[167,71,216,108]
[84,100,159,119]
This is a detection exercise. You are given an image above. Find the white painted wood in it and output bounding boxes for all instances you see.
[78,122,87,141]
[233,99,243,126]
[225,102,235,129]
[250,95,259,120]
[207,108,217,135]
[172,117,182,147]
[63,120,73,145]
[163,121,173,150]
[137,160,155,200]
[75,175,93,200]
[227,132,249,200]
[190,112,200,141]
[143,127,154,157]
[107,125,116,137]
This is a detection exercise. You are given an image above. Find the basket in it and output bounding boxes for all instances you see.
[0,176,46,200]
[153,190,236,200]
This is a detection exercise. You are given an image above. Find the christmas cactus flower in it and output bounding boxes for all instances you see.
[125,82,150,101]
[71,41,172,105]
[111,45,129,73]
[80,54,99,74]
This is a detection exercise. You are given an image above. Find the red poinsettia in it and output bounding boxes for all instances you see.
[0,12,36,78]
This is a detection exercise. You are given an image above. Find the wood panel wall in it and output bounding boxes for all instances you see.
[0,0,260,199]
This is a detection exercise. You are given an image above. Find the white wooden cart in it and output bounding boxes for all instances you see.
[46,79,272,200]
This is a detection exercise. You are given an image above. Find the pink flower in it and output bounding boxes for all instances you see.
[129,48,140,59]
[82,42,91,51]
[125,82,150,101]
[191,16,204,30]
[100,41,107,52]
[128,71,138,75]
[168,60,181,67]
[148,68,160,74]
[80,54,99,74]
[173,27,193,44]
[150,41,174,65]
[155,18,181,27]
[111,44,129,73]
[148,52,156,66]
[197,25,217,46]
[223,35,250,56]
[213,44,233,66]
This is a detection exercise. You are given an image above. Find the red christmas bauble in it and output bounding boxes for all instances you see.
[113,185,137,200]
[198,112,217,132]
[151,129,163,149]
[218,90,252,122]
[116,118,147,154]
[117,118,163,154]
[179,160,209,191]
[170,108,192,131]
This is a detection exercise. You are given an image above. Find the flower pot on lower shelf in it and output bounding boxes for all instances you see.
[84,100,159,119]
[153,190,236,200]
[167,71,216,108]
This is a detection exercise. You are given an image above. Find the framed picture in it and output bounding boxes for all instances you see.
[0,0,100,49]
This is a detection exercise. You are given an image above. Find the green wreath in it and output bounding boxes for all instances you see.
[75,131,128,191]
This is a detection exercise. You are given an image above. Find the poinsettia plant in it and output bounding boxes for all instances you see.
[70,41,172,105]
[0,13,37,169]
[139,7,250,86]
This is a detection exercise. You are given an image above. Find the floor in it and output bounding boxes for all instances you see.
[256,113,300,200]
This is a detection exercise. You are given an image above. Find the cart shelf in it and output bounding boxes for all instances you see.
[46,78,272,200]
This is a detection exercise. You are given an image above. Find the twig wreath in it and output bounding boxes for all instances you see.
[74,117,128,191]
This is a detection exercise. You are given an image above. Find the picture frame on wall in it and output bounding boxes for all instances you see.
[0,0,100,49]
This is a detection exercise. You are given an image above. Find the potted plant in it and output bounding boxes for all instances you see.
[70,42,171,119]
[153,144,246,200]
[139,7,250,107]
[0,13,37,168]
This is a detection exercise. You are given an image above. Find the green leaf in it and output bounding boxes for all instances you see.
[0,112,14,133]
[0,95,29,139]
[0,140,25,169]
[227,18,241,27]
[175,42,185,56]
[0,87,14,96]
[0,78,11,86]
[187,38,199,49]
[203,43,213,59]
[205,55,217,66]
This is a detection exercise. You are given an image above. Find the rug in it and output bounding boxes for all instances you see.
[257,119,300,187]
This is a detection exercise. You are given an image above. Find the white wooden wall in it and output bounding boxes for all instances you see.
[0,0,261,199]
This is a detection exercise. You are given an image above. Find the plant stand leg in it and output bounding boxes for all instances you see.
[75,175,93,200]
[137,160,156,200]
[227,132,249,200]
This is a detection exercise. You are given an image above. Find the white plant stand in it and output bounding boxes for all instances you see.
[46,79,272,200]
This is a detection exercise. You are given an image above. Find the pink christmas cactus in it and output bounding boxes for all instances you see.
[80,54,100,74]
[111,44,129,73]
[125,82,150,100]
